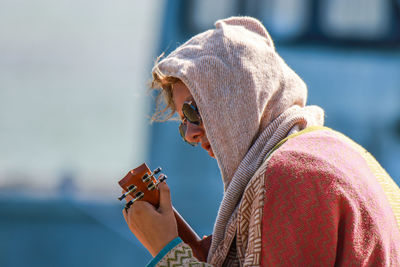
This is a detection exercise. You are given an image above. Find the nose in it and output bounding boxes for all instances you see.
[185,122,204,144]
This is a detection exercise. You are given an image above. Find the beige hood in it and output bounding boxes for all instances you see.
[154,16,320,188]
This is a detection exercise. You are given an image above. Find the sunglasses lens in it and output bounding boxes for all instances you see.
[179,101,201,146]
[182,103,201,125]
[179,123,186,139]
[179,122,197,146]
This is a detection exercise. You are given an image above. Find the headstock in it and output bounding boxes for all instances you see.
[117,163,210,261]
[117,163,166,209]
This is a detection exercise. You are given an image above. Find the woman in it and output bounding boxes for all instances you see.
[123,17,400,266]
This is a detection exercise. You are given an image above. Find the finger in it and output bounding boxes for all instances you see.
[158,182,172,213]
[122,207,129,223]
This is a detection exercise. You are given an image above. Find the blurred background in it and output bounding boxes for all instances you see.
[1,0,399,266]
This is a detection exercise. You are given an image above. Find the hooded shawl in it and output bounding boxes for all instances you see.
[153,17,324,261]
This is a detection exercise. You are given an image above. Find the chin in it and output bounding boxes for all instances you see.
[208,149,215,158]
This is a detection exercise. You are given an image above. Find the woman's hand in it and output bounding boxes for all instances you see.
[122,182,178,257]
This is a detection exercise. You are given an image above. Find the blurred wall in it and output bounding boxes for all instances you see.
[0,0,163,196]
[0,1,163,266]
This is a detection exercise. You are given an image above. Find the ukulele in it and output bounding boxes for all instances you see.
[117,163,211,261]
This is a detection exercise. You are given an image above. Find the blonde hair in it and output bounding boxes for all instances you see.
[150,57,180,122]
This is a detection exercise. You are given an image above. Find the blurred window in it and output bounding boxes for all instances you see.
[320,0,391,39]
[180,0,399,45]
[190,0,237,30]
[0,0,161,197]
[259,0,311,41]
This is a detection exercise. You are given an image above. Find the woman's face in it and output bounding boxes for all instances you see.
[172,81,215,158]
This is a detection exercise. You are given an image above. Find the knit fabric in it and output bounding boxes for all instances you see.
[153,16,324,260]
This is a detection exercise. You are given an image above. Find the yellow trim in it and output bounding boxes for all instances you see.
[333,130,400,230]
[267,126,327,157]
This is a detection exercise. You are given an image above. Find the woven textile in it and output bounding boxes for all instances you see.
[334,131,400,229]
[260,128,400,266]
[157,242,210,267]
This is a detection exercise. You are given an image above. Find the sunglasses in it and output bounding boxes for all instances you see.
[179,101,202,146]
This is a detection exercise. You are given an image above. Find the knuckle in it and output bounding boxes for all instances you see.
[130,202,145,216]
[161,183,170,192]
[163,186,170,193]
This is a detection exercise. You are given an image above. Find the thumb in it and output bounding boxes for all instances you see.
[158,182,172,213]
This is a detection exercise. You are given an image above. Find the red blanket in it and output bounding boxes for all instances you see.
[261,129,400,266]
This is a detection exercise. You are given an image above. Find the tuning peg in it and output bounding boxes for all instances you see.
[118,185,137,201]
[147,182,156,191]
[125,191,144,209]
[152,173,167,189]
[153,167,162,174]
[142,173,151,183]
[159,174,167,183]
[128,185,135,190]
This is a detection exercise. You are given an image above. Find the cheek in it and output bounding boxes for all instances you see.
[172,99,183,118]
